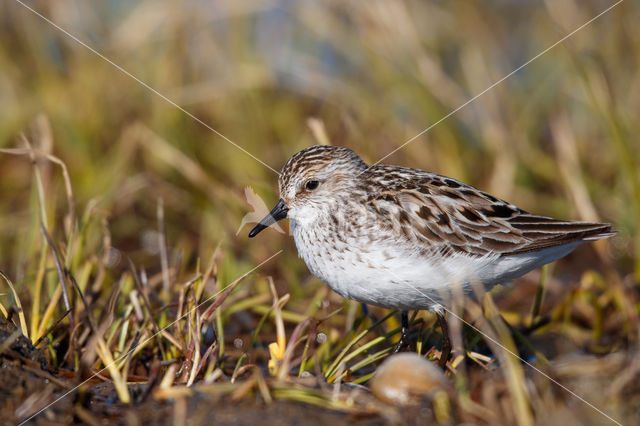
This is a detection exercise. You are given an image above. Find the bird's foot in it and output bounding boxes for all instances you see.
[393,332,410,353]
[393,311,411,353]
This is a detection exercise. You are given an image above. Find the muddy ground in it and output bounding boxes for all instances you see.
[1,318,435,425]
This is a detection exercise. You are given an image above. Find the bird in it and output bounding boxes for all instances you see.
[248,145,614,367]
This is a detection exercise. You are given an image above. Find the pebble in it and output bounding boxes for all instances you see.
[370,353,450,405]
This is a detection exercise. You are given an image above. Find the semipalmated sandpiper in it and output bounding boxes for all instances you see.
[249,145,614,366]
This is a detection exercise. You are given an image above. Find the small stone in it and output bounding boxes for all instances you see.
[370,353,450,405]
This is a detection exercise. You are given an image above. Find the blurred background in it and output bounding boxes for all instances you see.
[1,0,639,423]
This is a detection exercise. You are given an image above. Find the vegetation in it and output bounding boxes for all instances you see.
[0,1,638,424]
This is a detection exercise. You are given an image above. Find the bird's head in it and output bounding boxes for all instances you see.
[249,145,367,237]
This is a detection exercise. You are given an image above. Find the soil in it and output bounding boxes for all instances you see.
[0,318,426,425]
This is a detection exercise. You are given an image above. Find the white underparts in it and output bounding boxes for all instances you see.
[291,217,583,311]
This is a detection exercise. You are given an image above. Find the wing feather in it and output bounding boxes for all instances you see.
[364,165,613,258]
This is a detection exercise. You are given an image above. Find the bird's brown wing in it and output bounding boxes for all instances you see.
[364,165,613,257]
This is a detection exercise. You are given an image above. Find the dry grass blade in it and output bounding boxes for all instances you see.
[34,285,63,345]
[0,328,23,354]
[481,295,533,426]
[39,224,74,335]
[278,317,311,381]
[201,253,284,323]
[128,259,167,359]
[157,198,171,300]
[29,249,48,343]
[82,314,131,402]
[0,270,29,337]
[14,384,55,424]
[32,308,71,347]
[324,311,396,380]
[268,278,288,377]
[2,139,76,236]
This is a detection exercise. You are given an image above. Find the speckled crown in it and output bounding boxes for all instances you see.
[278,145,367,193]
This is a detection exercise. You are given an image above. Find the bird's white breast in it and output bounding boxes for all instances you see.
[291,216,484,310]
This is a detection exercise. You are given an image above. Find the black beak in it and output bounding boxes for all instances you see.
[248,198,289,238]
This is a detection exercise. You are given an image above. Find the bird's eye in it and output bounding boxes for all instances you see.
[305,180,320,191]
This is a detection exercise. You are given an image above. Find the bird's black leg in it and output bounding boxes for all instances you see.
[360,303,369,317]
[355,303,378,329]
[393,311,410,353]
[436,312,451,369]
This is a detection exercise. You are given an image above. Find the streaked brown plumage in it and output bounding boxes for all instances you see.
[250,145,613,312]
[361,164,612,257]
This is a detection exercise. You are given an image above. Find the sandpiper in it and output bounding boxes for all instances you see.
[249,145,613,366]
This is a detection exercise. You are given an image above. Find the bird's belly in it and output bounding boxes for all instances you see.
[291,222,578,311]
[292,229,489,310]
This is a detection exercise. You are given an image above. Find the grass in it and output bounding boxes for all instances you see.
[0,0,639,424]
